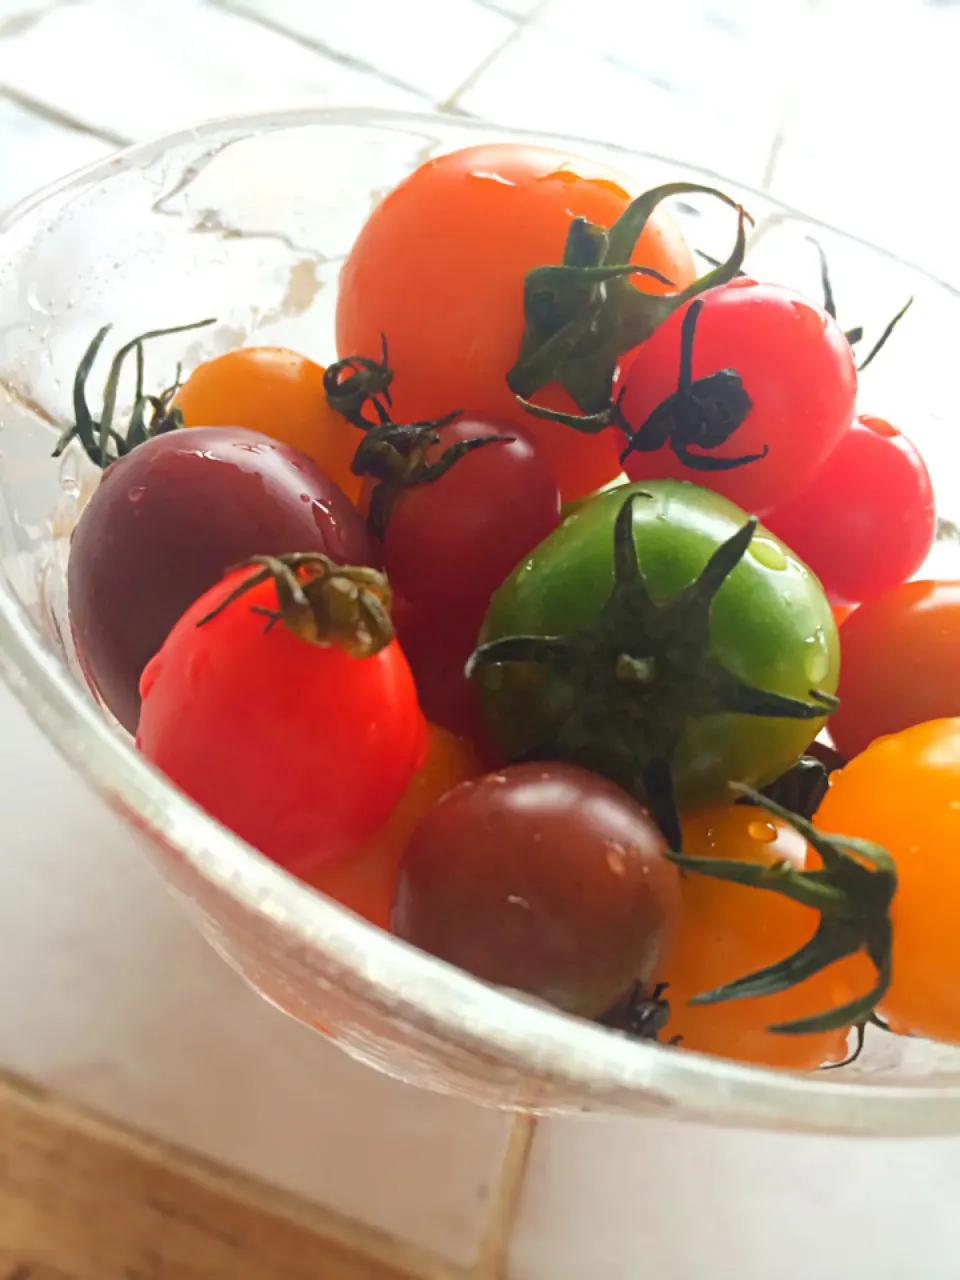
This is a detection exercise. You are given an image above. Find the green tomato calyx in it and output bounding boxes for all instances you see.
[467,492,836,848]
[736,755,831,821]
[507,182,751,418]
[53,318,217,469]
[195,552,394,658]
[669,786,897,1036]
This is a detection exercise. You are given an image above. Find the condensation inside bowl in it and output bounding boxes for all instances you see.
[3,111,960,1122]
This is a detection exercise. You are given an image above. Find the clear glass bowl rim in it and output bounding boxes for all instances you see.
[3,104,958,1136]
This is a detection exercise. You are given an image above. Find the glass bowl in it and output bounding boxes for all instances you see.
[2,106,959,1136]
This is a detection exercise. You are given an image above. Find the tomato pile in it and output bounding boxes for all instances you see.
[62,142,958,1071]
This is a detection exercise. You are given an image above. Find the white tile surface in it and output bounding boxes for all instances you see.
[454,19,777,186]
[509,1114,960,1280]
[0,0,421,141]
[221,0,516,101]
[0,681,511,1267]
[0,95,115,211]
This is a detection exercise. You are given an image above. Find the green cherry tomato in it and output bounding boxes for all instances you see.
[472,480,838,824]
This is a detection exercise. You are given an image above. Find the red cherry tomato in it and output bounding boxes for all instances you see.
[829,580,960,760]
[336,143,697,502]
[364,417,561,650]
[764,415,934,607]
[615,280,857,517]
[138,563,427,872]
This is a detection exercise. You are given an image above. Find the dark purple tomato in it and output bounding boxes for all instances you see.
[392,762,680,1017]
[68,427,377,733]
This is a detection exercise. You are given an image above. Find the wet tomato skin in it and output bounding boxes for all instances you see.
[304,725,480,928]
[392,762,680,1018]
[815,718,960,1044]
[336,143,697,501]
[369,417,561,645]
[829,580,960,760]
[138,567,427,872]
[616,280,857,517]
[175,347,365,500]
[763,415,934,608]
[68,427,376,734]
[656,805,865,1069]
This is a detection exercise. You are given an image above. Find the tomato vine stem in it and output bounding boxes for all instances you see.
[53,318,216,468]
[669,785,897,1034]
[508,182,751,418]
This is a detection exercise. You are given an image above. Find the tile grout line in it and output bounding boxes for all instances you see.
[761,0,823,192]
[470,1113,538,1280]
[438,0,549,113]
[207,0,435,102]
[0,86,130,149]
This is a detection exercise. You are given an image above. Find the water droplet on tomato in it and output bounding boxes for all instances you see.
[748,820,777,844]
[803,628,831,684]
[128,486,145,504]
[747,536,787,570]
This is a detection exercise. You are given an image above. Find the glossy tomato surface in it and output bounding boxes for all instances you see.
[138,567,427,871]
[476,481,838,810]
[815,718,960,1044]
[175,347,365,500]
[657,804,864,1068]
[616,280,857,516]
[829,581,960,760]
[372,417,561,645]
[336,143,697,501]
[68,428,376,733]
[764,415,934,607]
[393,762,679,1017]
[303,725,479,929]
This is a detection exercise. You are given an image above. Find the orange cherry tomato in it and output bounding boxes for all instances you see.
[175,347,364,500]
[830,581,960,760]
[336,143,697,502]
[657,805,868,1069]
[815,718,960,1044]
[302,725,480,928]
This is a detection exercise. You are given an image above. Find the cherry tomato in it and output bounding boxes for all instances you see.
[816,718,960,1043]
[391,597,496,756]
[393,763,680,1018]
[829,581,960,760]
[175,347,365,500]
[616,280,857,517]
[656,805,866,1068]
[68,428,377,733]
[764,415,934,607]
[303,725,480,928]
[336,143,697,502]
[137,561,427,871]
[475,482,838,825]
[364,416,561,651]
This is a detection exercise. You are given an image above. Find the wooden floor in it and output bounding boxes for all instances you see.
[0,1071,457,1280]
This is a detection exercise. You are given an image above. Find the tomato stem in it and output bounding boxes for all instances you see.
[507,183,751,417]
[196,552,394,658]
[352,414,515,540]
[52,318,216,468]
[736,755,830,820]
[668,785,896,1035]
[468,492,835,849]
[323,334,394,429]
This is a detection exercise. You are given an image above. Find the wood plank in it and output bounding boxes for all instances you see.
[0,1071,457,1280]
